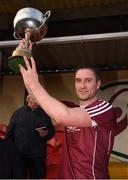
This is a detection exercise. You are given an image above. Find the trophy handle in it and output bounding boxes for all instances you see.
[43,10,51,22]
[41,10,51,26]
[13,31,21,40]
[36,10,51,33]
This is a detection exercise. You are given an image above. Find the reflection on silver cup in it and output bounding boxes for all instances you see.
[8,7,51,73]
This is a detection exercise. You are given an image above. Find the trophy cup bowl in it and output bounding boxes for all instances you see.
[8,7,51,73]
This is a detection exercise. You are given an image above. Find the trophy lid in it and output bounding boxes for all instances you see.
[14,7,44,28]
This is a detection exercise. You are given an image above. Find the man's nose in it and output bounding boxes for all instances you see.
[80,81,86,88]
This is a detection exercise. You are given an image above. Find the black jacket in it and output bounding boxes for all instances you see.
[0,138,24,179]
[6,105,55,158]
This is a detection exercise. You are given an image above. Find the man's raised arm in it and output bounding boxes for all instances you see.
[19,57,92,127]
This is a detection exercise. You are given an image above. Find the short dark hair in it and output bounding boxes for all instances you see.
[75,65,100,81]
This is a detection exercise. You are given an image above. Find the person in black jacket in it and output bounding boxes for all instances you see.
[6,94,55,179]
[0,137,25,179]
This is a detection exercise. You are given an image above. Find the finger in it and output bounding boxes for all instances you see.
[17,42,22,49]
[18,39,25,48]
[19,63,27,75]
[38,130,45,133]
[23,56,31,70]
[30,57,37,72]
[29,40,32,50]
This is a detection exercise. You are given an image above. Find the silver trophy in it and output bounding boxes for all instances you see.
[8,7,51,73]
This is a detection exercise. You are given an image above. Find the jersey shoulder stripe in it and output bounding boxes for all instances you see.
[86,100,112,117]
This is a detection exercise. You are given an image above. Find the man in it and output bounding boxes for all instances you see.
[6,94,55,179]
[19,54,116,179]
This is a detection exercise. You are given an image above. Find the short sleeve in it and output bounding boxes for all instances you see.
[86,100,116,127]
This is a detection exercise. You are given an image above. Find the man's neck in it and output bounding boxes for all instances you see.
[79,97,98,108]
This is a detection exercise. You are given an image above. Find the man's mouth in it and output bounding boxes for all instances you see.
[79,90,88,94]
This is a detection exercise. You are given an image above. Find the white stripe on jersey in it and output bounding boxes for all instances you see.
[87,102,110,114]
[86,100,106,111]
[89,105,112,117]
[92,131,97,179]
[107,131,112,155]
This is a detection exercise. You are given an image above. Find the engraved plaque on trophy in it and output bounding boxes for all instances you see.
[8,7,51,73]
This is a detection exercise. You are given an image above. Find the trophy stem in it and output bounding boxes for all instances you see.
[8,29,32,73]
[24,29,32,49]
[25,28,31,41]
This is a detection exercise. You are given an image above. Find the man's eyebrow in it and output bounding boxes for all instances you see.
[75,77,93,79]
[75,77,81,80]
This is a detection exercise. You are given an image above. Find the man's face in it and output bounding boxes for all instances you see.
[75,68,101,101]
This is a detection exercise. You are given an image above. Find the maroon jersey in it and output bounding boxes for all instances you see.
[58,100,116,179]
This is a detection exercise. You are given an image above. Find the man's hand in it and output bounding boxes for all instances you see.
[19,56,40,98]
[19,38,39,98]
[17,39,32,50]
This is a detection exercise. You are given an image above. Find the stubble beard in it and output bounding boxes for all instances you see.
[78,91,96,102]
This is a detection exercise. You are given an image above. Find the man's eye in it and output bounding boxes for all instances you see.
[75,79,81,82]
[87,79,92,82]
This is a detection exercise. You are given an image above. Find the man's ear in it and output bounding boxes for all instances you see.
[97,80,101,90]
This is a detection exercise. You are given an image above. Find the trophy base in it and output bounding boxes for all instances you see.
[8,56,26,73]
[8,48,32,73]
